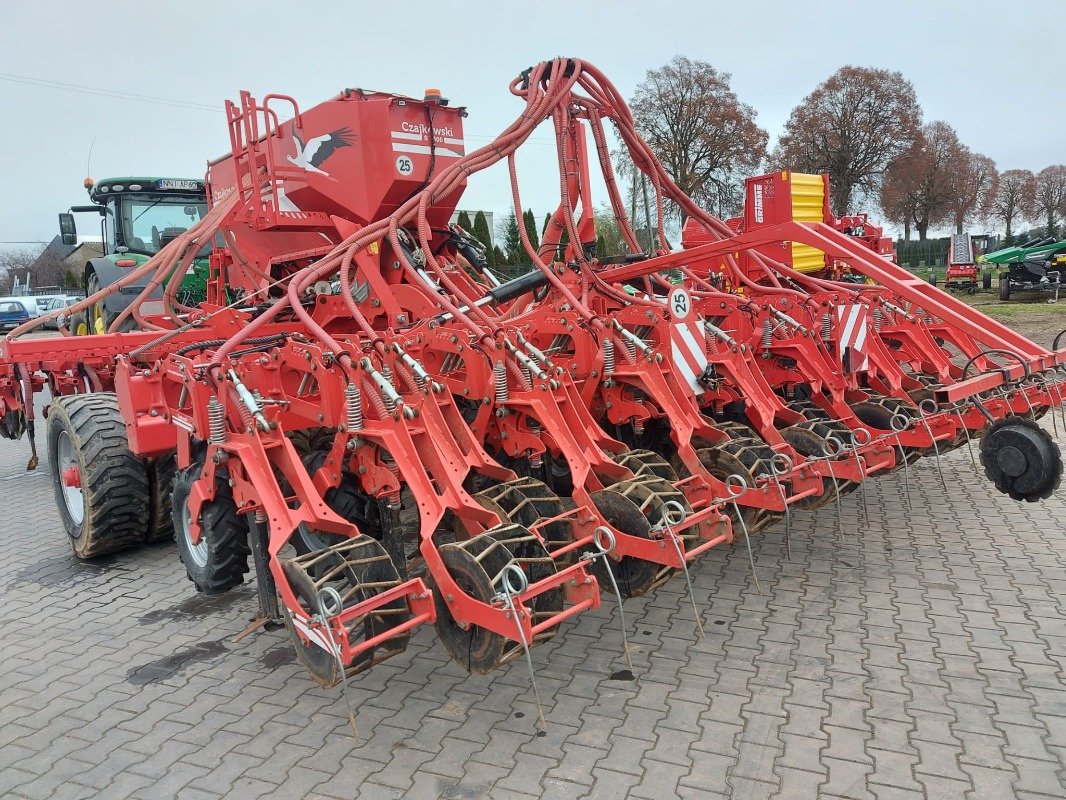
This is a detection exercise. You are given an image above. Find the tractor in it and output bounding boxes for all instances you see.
[58,176,212,333]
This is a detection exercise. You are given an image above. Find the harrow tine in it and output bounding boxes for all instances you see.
[849,429,872,525]
[890,413,914,512]
[1055,368,1066,434]
[952,407,979,470]
[580,528,634,672]
[821,437,845,541]
[917,400,948,493]
[1035,377,1058,437]
[769,454,793,560]
[494,564,547,730]
[724,475,761,595]
[656,500,704,638]
[315,587,360,739]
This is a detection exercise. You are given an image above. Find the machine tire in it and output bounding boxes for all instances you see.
[145,453,178,543]
[983,270,992,290]
[291,449,377,555]
[999,275,1011,301]
[930,272,937,286]
[588,488,658,598]
[84,270,138,335]
[47,393,150,559]
[172,463,251,594]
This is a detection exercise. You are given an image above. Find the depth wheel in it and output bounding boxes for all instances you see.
[474,477,571,561]
[780,420,853,510]
[698,436,777,531]
[431,524,561,673]
[47,393,150,558]
[612,449,679,482]
[291,449,379,556]
[980,417,1062,502]
[281,536,410,687]
[587,487,658,598]
[172,463,251,594]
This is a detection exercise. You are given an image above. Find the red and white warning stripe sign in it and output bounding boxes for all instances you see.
[668,287,709,393]
[836,304,869,371]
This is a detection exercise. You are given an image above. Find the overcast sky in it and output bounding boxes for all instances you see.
[1,0,1060,250]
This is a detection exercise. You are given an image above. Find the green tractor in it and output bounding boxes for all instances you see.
[59,176,212,333]
[980,237,1066,302]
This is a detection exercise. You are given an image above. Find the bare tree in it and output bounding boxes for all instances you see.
[1035,165,1066,237]
[772,66,922,216]
[0,245,75,294]
[988,169,1037,239]
[630,56,767,222]
[947,149,997,234]
[879,122,961,241]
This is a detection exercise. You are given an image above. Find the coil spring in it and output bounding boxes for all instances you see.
[873,307,882,332]
[602,339,616,376]
[821,313,832,341]
[345,383,363,431]
[494,360,509,403]
[381,365,397,413]
[208,396,226,444]
[761,318,773,349]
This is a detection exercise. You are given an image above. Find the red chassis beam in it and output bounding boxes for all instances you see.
[600,222,1066,400]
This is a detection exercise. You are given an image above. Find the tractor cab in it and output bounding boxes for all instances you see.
[60,177,208,256]
[57,177,212,333]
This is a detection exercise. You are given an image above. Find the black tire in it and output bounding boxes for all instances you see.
[47,394,150,559]
[999,275,1011,301]
[145,453,178,543]
[292,449,378,555]
[172,463,251,594]
[930,272,937,286]
[84,271,138,335]
[983,270,992,290]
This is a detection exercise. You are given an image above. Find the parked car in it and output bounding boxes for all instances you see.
[0,300,31,331]
[0,296,38,319]
[42,296,85,330]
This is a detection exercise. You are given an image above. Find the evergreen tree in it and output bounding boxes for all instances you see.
[456,210,473,232]
[523,209,539,252]
[472,211,494,267]
[503,211,523,265]
[596,234,606,259]
[492,246,507,270]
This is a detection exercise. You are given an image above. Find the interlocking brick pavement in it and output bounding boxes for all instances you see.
[2,418,1066,799]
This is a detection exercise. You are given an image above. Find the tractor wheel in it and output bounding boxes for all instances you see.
[281,536,411,687]
[145,453,178,543]
[172,463,251,594]
[291,449,378,556]
[999,275,1011,301]
[47,393,150,559]
[84,271,138,335]
[979,416,1063,502]
[930,272,937,287]
[983,270,993,291]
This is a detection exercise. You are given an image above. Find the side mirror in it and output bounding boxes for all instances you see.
[59,213,77,246]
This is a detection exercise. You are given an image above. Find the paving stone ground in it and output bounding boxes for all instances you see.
[2,418,1066,799]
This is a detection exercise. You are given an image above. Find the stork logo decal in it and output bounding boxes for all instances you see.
[286,127,355,177]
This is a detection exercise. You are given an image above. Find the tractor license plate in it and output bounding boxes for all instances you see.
[158,179,199,191]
